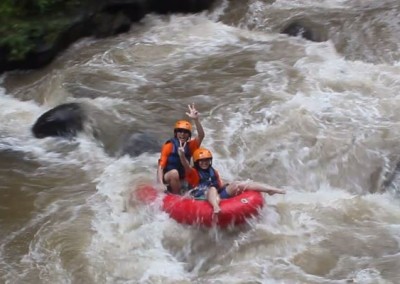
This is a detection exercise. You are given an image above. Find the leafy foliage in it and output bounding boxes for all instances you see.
[0,0,83,59]
[0,0,80,16]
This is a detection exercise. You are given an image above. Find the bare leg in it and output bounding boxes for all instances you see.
[207,187,221,213]
[226,181,286,196]
[164,169,181,194]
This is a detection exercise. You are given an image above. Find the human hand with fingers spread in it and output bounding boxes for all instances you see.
[185,102,204,146]
[186,103,200,120]
[177,141,186,157]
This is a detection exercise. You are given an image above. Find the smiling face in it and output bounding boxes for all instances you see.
[198,158,212,170]
[175,128,191,142]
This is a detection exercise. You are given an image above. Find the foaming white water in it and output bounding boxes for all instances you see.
[2,2,400,283]
[87,155,192,282]
[87,151,289,282]
[140,15,241,47]
[199,38,400,194]
[0,88,117,283]
[208,0,229,22]
[0,86,115,179]
[0,89,42,135]
[271,0,348,9]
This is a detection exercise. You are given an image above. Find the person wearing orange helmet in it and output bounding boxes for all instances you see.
[157,103,205,194]
[178,147,286,214]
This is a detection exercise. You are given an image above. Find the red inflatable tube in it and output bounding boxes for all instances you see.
[134,184,265,228]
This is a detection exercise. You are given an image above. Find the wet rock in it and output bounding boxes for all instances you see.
[103,0,148,22]
[281,22,315,42]
[92,12,132,38]
[381,159,400,193]
[119,132,161,157]
[31,103,161,157]
[1,15,94,72]
[148,0,215,13]
[32,103,85,139]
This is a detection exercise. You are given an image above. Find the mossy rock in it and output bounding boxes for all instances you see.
[0,0,216,73]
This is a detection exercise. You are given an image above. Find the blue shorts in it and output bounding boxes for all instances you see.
[191,188,206,198]
[190,185,230,200]
[218,186,230,199]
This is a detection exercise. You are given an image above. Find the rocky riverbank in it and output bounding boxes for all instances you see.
[0,0,216,74]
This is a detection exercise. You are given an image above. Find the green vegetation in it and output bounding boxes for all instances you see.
[0,0,84,60]
[0,0,75,16]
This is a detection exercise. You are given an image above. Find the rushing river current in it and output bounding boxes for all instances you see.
[2,1,400,283]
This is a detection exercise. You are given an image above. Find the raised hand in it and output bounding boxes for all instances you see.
[178,140,186,156]
[186,103,199,119]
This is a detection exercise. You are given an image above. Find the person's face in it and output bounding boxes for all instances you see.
[198,158,211,170]
[175,128,190,141]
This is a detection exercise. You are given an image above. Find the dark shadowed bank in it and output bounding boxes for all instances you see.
[0,0,216,74]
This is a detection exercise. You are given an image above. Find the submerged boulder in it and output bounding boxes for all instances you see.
[32,103,85,139]
[281,22,315,42]
[148,0,215,13]
[31,102,162,157]
[119,132,161,157]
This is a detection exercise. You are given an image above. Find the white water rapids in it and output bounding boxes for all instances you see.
[1,1,400,283]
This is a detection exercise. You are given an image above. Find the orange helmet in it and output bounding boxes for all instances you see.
[193,148,213,162]
[174,120,192,133]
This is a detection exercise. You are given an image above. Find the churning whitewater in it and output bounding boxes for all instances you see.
[1,0,400,283]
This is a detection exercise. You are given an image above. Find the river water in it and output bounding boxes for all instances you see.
[1,0,400,283]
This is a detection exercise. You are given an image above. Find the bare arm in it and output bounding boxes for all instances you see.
[178,143,192,172]
[193,117,204,145]
[157,165,164,185]
[157,145,170,191]
[186,103,204,145]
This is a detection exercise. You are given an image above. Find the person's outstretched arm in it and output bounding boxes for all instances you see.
[156,145,170,191]
[186,103,204,145]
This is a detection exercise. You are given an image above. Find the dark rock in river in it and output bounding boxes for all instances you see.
[119,132,161,157]
[281,22,315,42]
[31,102,161,158]
[32,103,85,139]
[281,19,327,42]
